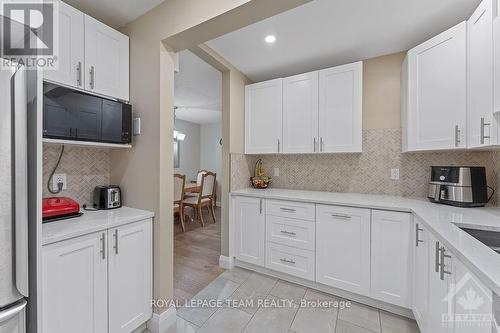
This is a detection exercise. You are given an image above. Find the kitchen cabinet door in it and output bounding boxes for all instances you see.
[316,205,371,296]
[318,62,362,153]
[85,15,129,101]
[108,219,153,333]
[370,210,412,308]
[427,236,453,333]
[282,71,319,153]
[233,196,266,266]
[468,0,497,148]
[42,232,108,333]
[404,22,467,151]
[413,220,430,331]
[43,1,84,89]
[494,16,500,114]
[245,79,283,154]
[451,257,493,333]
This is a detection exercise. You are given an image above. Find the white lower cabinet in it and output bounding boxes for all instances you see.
[42,219,152,333]
[265,242,315,280]
[370,210,412,307]
[42,231,108,333]
[108,220,153,333]
[316,205,371,296]
[233,196,265,266]
[413,220,430,330]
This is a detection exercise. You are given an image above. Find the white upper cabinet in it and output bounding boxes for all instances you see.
[43,1,84,89]
[468,0,496,148]
[245,62,362,154]
[245,79,283,154]
[85,15,129,101]
[318,62,363,153]
[402,22,467,152]
[43,2,129,101]
[282,71,319,153]
[370,210,412,308]
[316,205,371,296]
[494,15,500,113]
[108,220,152,333]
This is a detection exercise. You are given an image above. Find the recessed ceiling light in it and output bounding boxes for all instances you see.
[265,35,276,44]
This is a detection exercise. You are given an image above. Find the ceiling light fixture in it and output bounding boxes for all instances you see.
[265,35,276,44]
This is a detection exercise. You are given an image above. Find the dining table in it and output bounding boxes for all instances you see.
[184,182,201,193]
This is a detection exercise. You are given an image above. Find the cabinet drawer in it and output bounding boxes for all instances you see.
[265,242,315,280]
[266,215,315,251]
[266,199,315,221]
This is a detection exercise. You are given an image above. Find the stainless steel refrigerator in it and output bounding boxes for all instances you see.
[0,60,30,333]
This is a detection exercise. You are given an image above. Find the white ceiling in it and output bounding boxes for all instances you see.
[206,0,481,82]
[63,0,165,28]
[174,50,222,125]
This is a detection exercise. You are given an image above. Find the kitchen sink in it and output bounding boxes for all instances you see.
[460,228,500,254]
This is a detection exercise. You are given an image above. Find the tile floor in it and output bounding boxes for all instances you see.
[155,267,420,333]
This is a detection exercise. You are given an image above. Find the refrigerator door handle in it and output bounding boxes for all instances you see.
[0,299,26,324]
[12,65,29,297]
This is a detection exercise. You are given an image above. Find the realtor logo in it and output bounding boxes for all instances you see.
[442,272,500,332]
[0,0,58,68]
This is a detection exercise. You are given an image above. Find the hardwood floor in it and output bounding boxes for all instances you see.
[174,206,224,306]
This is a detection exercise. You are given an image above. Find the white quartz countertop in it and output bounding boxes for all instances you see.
[42,206,154,246]
[231,188,500,295]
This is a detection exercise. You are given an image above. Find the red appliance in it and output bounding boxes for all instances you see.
[42,197,82,222]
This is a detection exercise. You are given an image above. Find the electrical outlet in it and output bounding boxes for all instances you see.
[52,173,67,191]
[273,168,280,177]
[390,168,400,180]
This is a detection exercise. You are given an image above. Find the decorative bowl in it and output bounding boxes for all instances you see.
[250,177,270,189]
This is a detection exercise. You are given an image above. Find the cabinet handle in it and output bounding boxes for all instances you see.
[481,117,490,144]
[279,258,296,264]
[69,128,72,137]
[89,65,95,89]
[277,139,280,153]
[113,229,119,254]
[320,137,324,152]
[454,125,460,147]
[100,233,106,260]
[75,128,78,138]
[313,137,317,152]
[259,199,263,214]
[280,207,296,213]
[76,61,82,86]
[415,223,424,247]
[435,241,441,273]
[280,230,297,236]
[440,246,452,280]
[331,213,351,219]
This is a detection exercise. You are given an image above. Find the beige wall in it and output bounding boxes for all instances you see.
[111,0,310,313]
[363,52,406,130]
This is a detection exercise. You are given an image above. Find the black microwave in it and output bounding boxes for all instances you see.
[43,82,132,144]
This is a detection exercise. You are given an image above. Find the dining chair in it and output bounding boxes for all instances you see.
[183,171,216,227]
[174,173,186,232]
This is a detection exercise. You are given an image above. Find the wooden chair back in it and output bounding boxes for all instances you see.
[173,173,186,204]
[196,170,209,186]
[198,171,216,203]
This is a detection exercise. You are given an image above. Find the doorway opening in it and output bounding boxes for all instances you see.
[172,49,223,305]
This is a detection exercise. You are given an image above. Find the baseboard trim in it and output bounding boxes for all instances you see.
[219,255,234,269]
[235,259,414,319]
[147,306,176,333]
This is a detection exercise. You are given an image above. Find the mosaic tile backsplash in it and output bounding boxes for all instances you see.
[232,129,500,206]
[43,145,110,205]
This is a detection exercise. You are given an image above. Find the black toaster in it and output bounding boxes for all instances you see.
[93,185,122,210]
